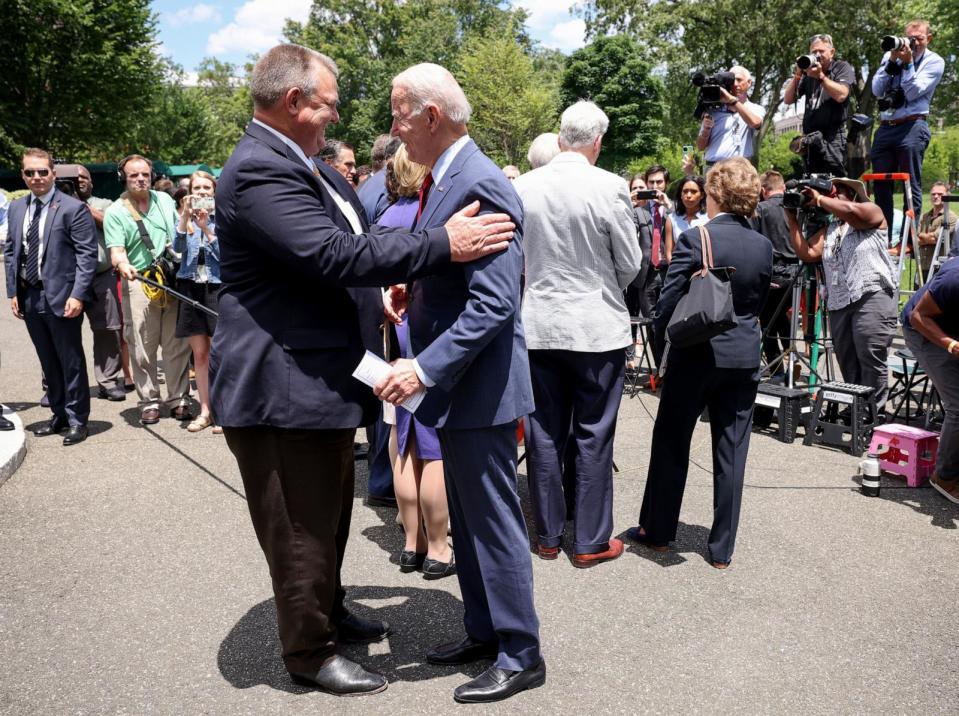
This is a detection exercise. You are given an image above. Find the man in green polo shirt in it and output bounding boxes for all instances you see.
[104,155,192,425]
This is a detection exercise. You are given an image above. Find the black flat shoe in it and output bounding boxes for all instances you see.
[422,550,456,580]
[98,386,126,401]
[427,635,498,666]
[337,612,391,644]
[33,416,68,437]
[0,415,14,431]
[62,425,89,446]
[453,660,546,704]
[399,551,426,572]
[366,494,397,508]
[290,655,388,696]
[625,526,670,552]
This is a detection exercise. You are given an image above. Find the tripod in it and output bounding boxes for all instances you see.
[760,262,834,390]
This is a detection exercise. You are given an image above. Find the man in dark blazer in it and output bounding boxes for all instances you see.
[376,63,544,705]
[630,158,772,568]
[4,148,97,445]
[209,44,517,698]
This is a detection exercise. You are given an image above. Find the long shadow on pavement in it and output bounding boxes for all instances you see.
[218,585,481,692]
[619,521,712,567]
[864,479,959,530]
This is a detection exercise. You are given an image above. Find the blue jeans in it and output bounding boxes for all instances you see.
[870,119,931,231]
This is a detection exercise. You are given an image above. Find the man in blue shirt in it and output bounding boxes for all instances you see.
[870,19,944,229]
[695,66,765,167]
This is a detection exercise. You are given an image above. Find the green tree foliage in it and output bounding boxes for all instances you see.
[0,0,163,166]
[560,35,665,172]
[192,58,254,165]
[458,32,559,166]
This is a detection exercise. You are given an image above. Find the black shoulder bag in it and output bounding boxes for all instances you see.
[665,224,738,348]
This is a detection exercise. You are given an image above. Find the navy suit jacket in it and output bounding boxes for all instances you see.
[209,121,452,429]
[655,213,773,369]
[357,170,390,225]
[3,189,97,317]
[407,139,534,429]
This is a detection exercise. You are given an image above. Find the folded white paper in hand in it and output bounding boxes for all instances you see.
[352,350,425,413]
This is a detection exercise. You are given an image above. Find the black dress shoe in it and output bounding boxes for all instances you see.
[62,425,89,446]
[0,414,14,431]
[337,612,391,644]
[453,660,546,704]
[399,550,426,572]
[33,416,68,437]
[290,655,388,696]
[422,550,456,580]
[366,494,397,508]
[427,635,498,665]
[40,393,50,408]
[97,386,126,401]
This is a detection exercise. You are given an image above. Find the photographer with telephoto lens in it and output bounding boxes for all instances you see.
[695,66,765,167]
[785,178,897,413]
[784,33,855,177]
[870,19,944,231]
[174,170,222,433]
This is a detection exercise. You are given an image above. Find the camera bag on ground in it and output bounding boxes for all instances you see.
[666,224,737,348]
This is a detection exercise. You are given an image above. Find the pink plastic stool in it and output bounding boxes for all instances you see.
[867,424,939,487]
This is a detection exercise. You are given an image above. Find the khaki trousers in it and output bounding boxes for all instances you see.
[121,278,192,411]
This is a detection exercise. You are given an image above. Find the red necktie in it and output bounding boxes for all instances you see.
[417,173,434,222]
[651,207,662,268]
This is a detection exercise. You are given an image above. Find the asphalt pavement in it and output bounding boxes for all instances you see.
[1,271,957,714]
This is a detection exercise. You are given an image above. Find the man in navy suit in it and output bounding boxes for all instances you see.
[209,44,517,698]
[4,148,97,445]
[376,63,544,704]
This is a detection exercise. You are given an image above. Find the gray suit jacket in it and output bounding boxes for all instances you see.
[514,152,641,352]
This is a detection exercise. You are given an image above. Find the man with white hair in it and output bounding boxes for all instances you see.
[375,62,544,704]
[527,132,560,169]
[210,44,518,698]
[514,100,641,570]
[695,66,765,167]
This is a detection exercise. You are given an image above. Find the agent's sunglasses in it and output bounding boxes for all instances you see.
[23,169,50,177]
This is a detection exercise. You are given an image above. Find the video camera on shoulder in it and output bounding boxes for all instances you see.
[53,163,81,198]
[782,176,834,210]
[692,70,735,119]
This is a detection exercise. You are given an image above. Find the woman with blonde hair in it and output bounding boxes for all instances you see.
[173,170,222,433]
[379,145,454,579]
[628,157,773,569]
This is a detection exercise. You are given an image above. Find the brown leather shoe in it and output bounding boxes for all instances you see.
[572,538,625,568]
[536,544,559,560]
[140,408,160,425]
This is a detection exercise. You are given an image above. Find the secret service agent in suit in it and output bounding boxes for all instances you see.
[4,148,97,445]
[514,100,641,568]
[376,63,544,705]
[208,44,517,699]
[628,158,772,569]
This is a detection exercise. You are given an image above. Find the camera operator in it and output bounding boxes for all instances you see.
[753,170,799,375]
[785,178,897,412]
[695,66,765,167]
[784,33,856,177]
[626,175,655,366]
[640,165,673,366]
[870,19,944,231]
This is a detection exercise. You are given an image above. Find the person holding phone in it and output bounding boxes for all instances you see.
[174,170,222,433]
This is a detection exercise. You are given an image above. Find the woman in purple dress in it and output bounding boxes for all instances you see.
[378,145,454,579]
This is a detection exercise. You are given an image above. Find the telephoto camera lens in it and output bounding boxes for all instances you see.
[881,35,907,52]
[858,452,882,497]
[796,54,817,71]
